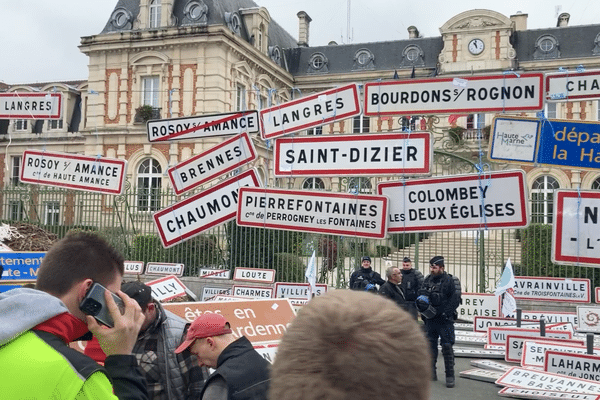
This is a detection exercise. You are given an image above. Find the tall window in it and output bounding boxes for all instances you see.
[302,178,325,190]
[14,120,28,131]
[236,84,245,111]
[307,126,322,135]
[353,116,370,133]
[142,76,160,107]
[137,158,162,212]
[531,175,559,224]
[546,102,557,119]
[10,156,21,186]
[9,201,24,221]
[466,113,485,129]
[48,119,63,130]
[347,177,372,194]
[149,0,161,28]
[44,202,60,225]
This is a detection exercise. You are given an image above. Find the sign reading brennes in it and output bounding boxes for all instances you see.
[259,84,361,140]
[274,132,433,177]
[237,187,388,239]
[21,150,127,194]
[513,276,590,303]
[0,93,61,119]
[377,170,529,233]
[364,73,544,116]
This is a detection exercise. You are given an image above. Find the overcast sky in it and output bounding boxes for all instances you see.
[1,0,598,84]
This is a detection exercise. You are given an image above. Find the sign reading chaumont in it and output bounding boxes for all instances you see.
[20,150,127,195]
[236,187,388,239]
[274,132,433,177]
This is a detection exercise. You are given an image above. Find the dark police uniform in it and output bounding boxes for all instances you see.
[400,268,424,319]
[349,267,385,291]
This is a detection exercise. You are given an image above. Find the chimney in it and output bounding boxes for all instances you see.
[557,12,570,27]
[510,11,528,31]
[297,11,312,47]
[407,26,419,39]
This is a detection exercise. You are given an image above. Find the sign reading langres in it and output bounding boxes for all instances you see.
[513,276,591,303]
[274,132,433,177]
[237,187,388,239]
[259,84,361,140]
[377,170,529,233]
[167,132,257,195]
[146,110,259,142]
[363,73,544,115]
[0,93,62,119]
[154,169,261,248]
[20,150,127,195]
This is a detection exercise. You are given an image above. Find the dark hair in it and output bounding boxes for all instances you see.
[121,281,153,310]
[361,256,371,263]
[403,257,411,263]
[36,232,124,296]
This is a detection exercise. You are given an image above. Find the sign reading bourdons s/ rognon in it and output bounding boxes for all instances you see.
[363,73,544,116]
[168,132,257,195]
[154,169,262,248]
[274,132,433,177]
[259,84,361,140]
[546,69,600,102]
[146,110,259,142]
[553,191,600,267]
[513,276,591,303]
[0,93,62,119]
[20,150,127,195]
[236,187,388,239]
[377,170,529,233]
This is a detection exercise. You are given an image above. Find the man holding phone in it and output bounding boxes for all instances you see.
[0,232,149,399]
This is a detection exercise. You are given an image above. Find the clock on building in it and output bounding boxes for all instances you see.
[468,38,485,55]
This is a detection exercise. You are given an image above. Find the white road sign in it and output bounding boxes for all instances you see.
[237,187,388,239]
[489,117,539,164]
[499,387,600,400]
[198,268,231,280]
[496,367,600,393]
[524,341,595,368]
[506,336,585,364]
[0,93,61,119]
[154,169,261,248]
[546,69,600,101]
[577,306,600,334]
[457,293,500,322]
[545,351,600,381]
[201,286,233,301]
[147,110,259,142]
[489,327,571,346]
[474,316,538,333]
[274,282,328,301]
[520,311,578,326]
[274,132,433,177]
[123,261,144,275]
[232,285,274,299]
[146,275,187,302]
[514,276,591,303]
[20,150,127,194]
[259,84,361,140]
[145,262,185,276]
[167,132,257,195]
[377,170,529,233]
[553,190,600,267]
[364,73,544,116]
[233,268,276,284]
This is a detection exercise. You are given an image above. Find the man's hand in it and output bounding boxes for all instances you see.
[87,290,145,356]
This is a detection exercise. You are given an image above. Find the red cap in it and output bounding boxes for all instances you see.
[175,313,232,354]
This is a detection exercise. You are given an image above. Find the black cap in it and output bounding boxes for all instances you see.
[362,256,371,262]
[402,257,411,263]
[430,256,444,267]
[121,281,153,309]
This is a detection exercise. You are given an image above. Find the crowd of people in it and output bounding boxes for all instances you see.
[0,232,460,399]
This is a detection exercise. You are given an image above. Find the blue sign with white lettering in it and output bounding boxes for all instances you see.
[537,119,600,169]
[0,252,46,281]
[0,283,27,293]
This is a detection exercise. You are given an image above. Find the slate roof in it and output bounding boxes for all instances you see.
[513,24,600,62]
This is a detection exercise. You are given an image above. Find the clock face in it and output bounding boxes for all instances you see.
[468,39,485,55]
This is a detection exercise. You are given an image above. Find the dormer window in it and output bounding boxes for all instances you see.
[594,32,600,55]
[149,0,161,29]
[225,12,241,35]
[353,49,374,70]
[183,0,208,24]
[269,46,282,66]
[534,34,560,59]
[401,45,424,67]
[311,53,326,70]
[110,7,133,30]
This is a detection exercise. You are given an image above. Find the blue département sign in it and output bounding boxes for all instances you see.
[0,252,46,281]
[489,116,600,170]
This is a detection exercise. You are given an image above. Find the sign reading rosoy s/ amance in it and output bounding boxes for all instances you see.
[364,73,544,116]
[274,132,432,177]
[237,187,388,239]
[21,150,127,194]
[377,170,529,233]
[154,169,261,248]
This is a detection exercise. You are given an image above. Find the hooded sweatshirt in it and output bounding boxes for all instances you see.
[0,287,148,400]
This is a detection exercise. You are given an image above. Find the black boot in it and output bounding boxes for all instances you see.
[442,344,455,388]
[430,340,438,381]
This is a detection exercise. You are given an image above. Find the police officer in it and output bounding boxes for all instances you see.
[416,256,457,388]
[349,256,385,292]
[399,257,424,320]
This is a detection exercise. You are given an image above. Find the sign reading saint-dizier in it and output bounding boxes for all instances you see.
[364,73,544,116]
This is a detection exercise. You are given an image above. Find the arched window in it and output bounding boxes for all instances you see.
[149,0,162,28]
[302,178,325,190]
[592,177,600,190]
[531,175,559,224]
[137,158,162,212]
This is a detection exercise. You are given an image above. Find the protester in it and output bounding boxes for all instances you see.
[85,281,206,399]
[270,289,430,400]
[0,232,148,399]
[399,256,424,319]
[417,255,458,388]
[378,265,408,311]
[175,313,270,400]
[349,255,385,291]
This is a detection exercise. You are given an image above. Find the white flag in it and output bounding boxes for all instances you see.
[502,291,517,318]
[305,250,317,298]
[495,258,516,297]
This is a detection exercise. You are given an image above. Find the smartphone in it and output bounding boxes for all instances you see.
[79,282,125,328]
